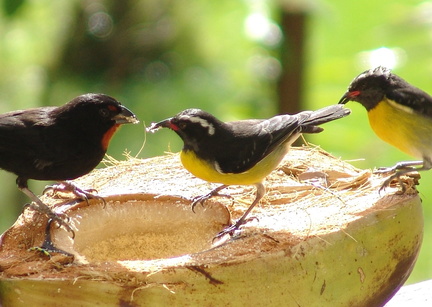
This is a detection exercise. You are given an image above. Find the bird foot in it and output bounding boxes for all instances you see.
[374,166,399,174]
[377,166,421,195]
[378,173,410,195]
[191,192,232,213]
[213,216,258,241]
[374,160,423,175]
[378,171,420,195]
[43,181,106,207]
[28,218,74,257]
[23,203,75,237]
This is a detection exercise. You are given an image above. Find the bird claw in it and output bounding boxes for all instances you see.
[378,174,407,195]
[191,192,232,213]
[44,181,106,208]
[213,224,239,241]
[375,162,422,194]
[213,216,258,241]
[23,203,75,238]
[28,218,74,257]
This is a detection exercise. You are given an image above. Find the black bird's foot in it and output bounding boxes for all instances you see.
[20,184,75,237]
[44,181,106,207]
[28,219,74,257]
[29,243,73,258]
[191,185,230,213]
[24,202,75,237]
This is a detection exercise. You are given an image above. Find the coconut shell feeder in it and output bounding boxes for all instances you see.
[0,147,423,306]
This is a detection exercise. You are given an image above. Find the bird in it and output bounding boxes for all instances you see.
[0,93,139,237]
[148,105,350,238]
[339,66,432,191]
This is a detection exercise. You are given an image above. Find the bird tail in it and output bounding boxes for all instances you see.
[299,104,351,133]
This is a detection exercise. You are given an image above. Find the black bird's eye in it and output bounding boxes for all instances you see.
[99,108,110,118]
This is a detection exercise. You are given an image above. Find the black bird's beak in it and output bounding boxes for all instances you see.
[338,91,360,104]
[146,118,173,133]
[114,106,140,124]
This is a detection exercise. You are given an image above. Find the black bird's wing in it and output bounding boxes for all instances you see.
[0,107,57,177]
[0,105,107,180]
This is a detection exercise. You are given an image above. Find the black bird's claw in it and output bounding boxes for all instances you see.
[23,202,75,237]
[46,212,75,238]
[44,181,107,208]
[28,218,74,257]
[29,242,73,258]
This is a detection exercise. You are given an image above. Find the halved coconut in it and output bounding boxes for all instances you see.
[0,148,423,306]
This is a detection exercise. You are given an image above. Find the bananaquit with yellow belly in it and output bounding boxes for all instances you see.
[148,105,350,238]
[339,66,432,191]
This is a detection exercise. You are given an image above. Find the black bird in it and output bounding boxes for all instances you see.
[0,93,139,234]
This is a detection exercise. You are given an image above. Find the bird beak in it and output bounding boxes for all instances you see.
[338,91,360,104]
[114,106,140,124]
[146,118,173,133]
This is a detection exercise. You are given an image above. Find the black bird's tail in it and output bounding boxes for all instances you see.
[299,104,351,133]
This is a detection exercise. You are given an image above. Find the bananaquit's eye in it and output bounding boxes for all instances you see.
[178,122,187,130]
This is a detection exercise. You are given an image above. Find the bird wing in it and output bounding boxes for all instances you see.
[0,108,58,175]
[210,105,349,174]
[0,108,53,152]
[386,84,432,118]
[211,116,301,174]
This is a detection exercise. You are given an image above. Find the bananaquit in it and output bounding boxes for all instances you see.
[148,105,350,237]
[339,66,432,190]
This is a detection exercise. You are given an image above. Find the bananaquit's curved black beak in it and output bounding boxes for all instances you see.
[146,118,173,133]
[338,92,350,105]
[114,105,140,124]
[338,91,360,105]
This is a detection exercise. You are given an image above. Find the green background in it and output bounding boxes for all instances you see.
[0,0,431,283]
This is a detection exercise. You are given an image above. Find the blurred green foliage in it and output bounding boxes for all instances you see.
[0,0,431,284]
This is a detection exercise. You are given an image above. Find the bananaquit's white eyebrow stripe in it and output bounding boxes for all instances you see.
[187,116,215,135]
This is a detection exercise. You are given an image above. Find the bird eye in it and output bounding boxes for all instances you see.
[99,108,110,118]
[178,122,187,129]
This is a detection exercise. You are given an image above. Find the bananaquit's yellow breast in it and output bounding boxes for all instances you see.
[180,145,289,186]
[367,99,432,159]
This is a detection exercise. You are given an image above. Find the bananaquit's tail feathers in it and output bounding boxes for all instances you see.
[299,104,351,134]
[301,104,351,126]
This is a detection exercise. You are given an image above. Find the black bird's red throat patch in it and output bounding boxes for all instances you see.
[102,124,121,150]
